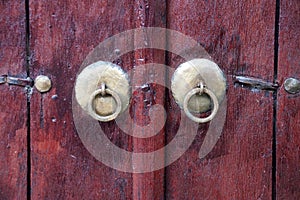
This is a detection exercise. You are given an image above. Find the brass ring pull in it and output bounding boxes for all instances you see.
[183,83,219,123]
[88,83,122,122]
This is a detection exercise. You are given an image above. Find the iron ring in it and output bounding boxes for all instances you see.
[183,87,219,123]
[88,88,122,122]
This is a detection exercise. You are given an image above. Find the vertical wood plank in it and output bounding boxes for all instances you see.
[29,0,166,199]
[276,0,300,199]
[29,1,134,199]
[165,0,275,199]
[132,0,166,199]
[0,1,28,199]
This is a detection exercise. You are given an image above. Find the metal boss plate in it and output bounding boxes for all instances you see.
[75,61,130,115]
[171,58,227,113]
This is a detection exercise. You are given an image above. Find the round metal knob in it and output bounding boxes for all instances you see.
[284,78,300,94]
[34,75,52,93]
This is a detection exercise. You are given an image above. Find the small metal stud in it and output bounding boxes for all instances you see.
[284,78,300,94]
[34,75,52,93]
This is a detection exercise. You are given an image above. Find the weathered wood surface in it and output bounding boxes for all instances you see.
[1,0,298,199]
[29,0,166,199]
[0,1,28,199]
[131,1,166,199]
[165,1,275,199]
[276,0,300,199]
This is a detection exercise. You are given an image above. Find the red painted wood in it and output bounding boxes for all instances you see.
[0,0,294,198]
[29,0,166,199]
[131,1,166,199]
[276,0,300,199]
[29,1,133,199]
[0,1,28,199]
[165,1,275,199]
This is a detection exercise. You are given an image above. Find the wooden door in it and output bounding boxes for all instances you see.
[0,0,299,199]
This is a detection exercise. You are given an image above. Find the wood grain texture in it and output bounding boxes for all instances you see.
[131,0,166,199]
[29,1,134,199]
[165,0,275,199]
[276,0,300,199]
[0,1,28,199]
[29,0,166,199]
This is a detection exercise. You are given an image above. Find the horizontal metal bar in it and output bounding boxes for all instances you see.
[0,75,6,84]
[234,76,279,91]
[0,75,33,87]
[6,76,33,87]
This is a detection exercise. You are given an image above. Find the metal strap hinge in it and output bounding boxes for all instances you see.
[0,75,33,87]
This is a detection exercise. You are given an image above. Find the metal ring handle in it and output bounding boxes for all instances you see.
[183,87,219,123]
[88,87,122,122]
